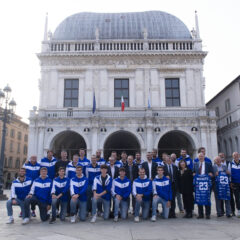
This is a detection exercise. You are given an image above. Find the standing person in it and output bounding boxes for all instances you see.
[120,151,128,167]
[178,160,194,218]
[193,153,213,219]
[151,166,172,221]
[152,149,163,166]
[66,154,79,179]
[107,157,119,179]
[194,147,212,164]
[170,153,177,165]
[96,150,106,166]
[219,152,228,166]
[6,168,32,224]
[132,168,152,222]
[40,150,57,180]
[85,155,101,214]
[125,155,139,182]
[23,167,52,224]
[50,167,70,223]
[228,152,240,217]
[55,150,70,176]
[111,167,131,222]
[23,155,41,217]
[111,151,123,168]
[163,155,178,218]
[70,165,88,223]
[134,152,144,165]
[142,152,158,180]
[162,153,168,165]
[91,165,112,223]
[213,156,231,218]
[176,149,193,170]
[78,148,90,174]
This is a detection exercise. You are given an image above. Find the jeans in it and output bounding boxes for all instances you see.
[52,198,67,220]
[152,196,170,219]
[92,197,110,220]
[6,198,25,219]
[114,198,129,219]
[70,199,87,221]
[134,199,150,219]
[24,196,50,221]
[176,191,183,211]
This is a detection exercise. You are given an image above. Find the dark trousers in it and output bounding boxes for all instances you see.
[182,193,194,214]
[169,183,176,216]
[232,183,240,210]
[230,187,235,214]
[24,196,49,221]
[198,205,211,216]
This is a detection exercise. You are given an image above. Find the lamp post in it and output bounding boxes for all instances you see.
[0,85,16,200]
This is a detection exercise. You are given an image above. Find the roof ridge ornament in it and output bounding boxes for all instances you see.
[195,10,200,39]
[143,28,148,40]
[95,27,99,41]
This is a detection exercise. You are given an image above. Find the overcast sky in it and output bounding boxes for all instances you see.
[0,0,239,122]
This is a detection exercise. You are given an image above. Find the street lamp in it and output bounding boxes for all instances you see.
[0,85,16,200]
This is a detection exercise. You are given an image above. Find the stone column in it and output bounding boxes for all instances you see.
[37,127,45,161]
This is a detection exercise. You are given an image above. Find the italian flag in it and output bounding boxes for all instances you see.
[121,96,125,111]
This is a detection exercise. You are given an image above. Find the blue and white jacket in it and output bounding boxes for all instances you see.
[176,155,193,170]
[51,176,70,202]
[152,157,164,166]
[152,175,172,201]
[40,157,57,179]
[194,157,212,164]
[85,164,101,185]
[106,161,123,168]
[23,162,41,181]
[229,160,240,183]
[92,174,112,201]
[70,175,88,201]
[97,158,106,166]
[30,176,52,204]
[132,176,152,201]
[111,176,131,201]
[66,162,78,179]
[78,157,90,167]
[11,177,32,200]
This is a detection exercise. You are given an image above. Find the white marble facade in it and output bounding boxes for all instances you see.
[28,11,218,161]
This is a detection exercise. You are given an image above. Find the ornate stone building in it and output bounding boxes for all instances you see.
[29,11,217,160]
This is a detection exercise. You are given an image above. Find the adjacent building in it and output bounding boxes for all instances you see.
[28,11,217,160]
[206,75,240,161]
[0,110,28,188]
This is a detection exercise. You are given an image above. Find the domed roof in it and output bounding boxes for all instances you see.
[53,11,192,41]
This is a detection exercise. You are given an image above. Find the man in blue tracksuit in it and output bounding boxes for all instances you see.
[6,168,32,224]
[152,149,164,166]
[66,154,79,179]
[91,164,112,223]
[176,149,193,170]
[40,150,57,179]
[151,166,172,221]
[70,165,88,223]
[85,154,101,213]
[111,167,131,222]
[23,167,52,224]
[96,150,106,166]
[78,148,90,175]
[132,167,152,222]
[49,167,70,223]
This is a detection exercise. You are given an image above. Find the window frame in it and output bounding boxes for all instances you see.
[165,78,181,107]
[63,79,79,108]
[114,79,129,107]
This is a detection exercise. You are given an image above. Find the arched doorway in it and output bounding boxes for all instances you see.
[158,131,195,158]
[103,131,141,160]
[51,131,87,160]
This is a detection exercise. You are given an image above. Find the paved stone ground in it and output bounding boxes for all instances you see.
[1,190,240,240]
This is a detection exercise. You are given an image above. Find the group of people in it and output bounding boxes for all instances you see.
[6,147,240,225]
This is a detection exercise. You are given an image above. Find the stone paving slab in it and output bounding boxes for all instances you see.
[1,190,240,240]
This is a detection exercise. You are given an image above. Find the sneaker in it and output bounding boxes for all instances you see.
[70,215,76,223]
[134,216,140,222]
[114,216,118,222]
[6,217,14,224]
[151,215,156,222]
[22,218,30,225]
[49,218,56,224]
[237,210,240,218]
[31,211,36,217]
[90,215,97,223]
[18,212,22,218]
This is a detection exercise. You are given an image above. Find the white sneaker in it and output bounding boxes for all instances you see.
[114,216,118,222]
[6,217,14,224]
[134,216,140,222]
[237,210,240,218]
[151,215,156,222]
[90,215,97,223]
[22,218,30,225]
[70,215,76,223]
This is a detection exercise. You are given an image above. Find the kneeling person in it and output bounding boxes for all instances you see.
[151,166,172,221]
[70,165,88,223]
[132,168,152,222]
[111,167,131,222]
[50,167,70,223]
[23,167,52,224]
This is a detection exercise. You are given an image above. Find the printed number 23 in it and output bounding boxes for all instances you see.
[199,182,208,190]
[220,176,228,184]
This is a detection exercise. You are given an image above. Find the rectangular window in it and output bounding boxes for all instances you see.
[64,79,79,107]
[17,132,21,140]
[17,143,20,153]
[10,141,13,152]
[10,129,15,138]
[215,107,220,117]
[225,98,231,112]
[114,79,129,107]
[165,78,180,107]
